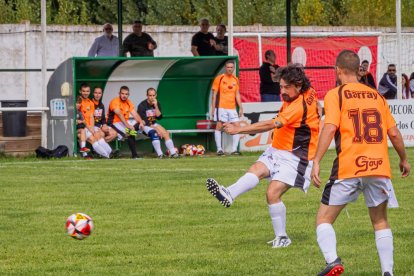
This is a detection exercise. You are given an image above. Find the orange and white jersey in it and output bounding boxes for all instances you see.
[212,73,240,109]
[324,83,396,180]
[80,98,95,126]
[107,97,135,125]
[272,87,320,160]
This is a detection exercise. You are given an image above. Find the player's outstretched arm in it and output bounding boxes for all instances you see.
[311,123,337,188]
[388,126,410,177]
[224,119,275,135]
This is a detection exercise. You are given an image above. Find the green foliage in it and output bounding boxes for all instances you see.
[297,0,328,26]
[0,149,413,274]
[0,0,412,26]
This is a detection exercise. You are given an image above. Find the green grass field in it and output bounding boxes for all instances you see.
[1,149,413,275]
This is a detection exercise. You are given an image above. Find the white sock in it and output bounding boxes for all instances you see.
[92,142,109,158]
[375,229,393,275]
[317,223,338,264]
[81,141,86,148]
[99,138,112,155]
[268,202,287,237]
[232,134,240,152]
[227,173,259,200]
[214,130,222,151]
[152,140,163,156]
[165,139,176,155]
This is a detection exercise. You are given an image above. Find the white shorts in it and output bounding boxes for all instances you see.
[213,108,239,123]
[257,147,313,192]
[142,123,159,135]
[321,177,399,208]
[112,119,137,140]
[85,128,93,139]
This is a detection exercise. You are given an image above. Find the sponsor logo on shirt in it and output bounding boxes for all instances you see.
[355,155,383,174]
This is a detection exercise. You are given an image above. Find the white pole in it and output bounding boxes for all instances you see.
[227,0,234,56]
[41,0,47,147]
[396,0,402,99]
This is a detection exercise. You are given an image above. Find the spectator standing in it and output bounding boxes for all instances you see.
[107,86,145,159]
[123,21,157,57]
[360,60,376,89]
[378,64,397,99]
[259,50,281,102]
[191,18,216,56]
[88,23,119,57]
[137,88,180,158]
[206,64,320,248]
[402,73,410,99]
[213,24,228,56]
[311,50,410,276]
[210,60,243,155]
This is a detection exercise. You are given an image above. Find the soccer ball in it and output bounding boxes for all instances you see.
[196,145,205,155]
[180,144,190,155]
[66,213,93,240]
[181,144,196,156]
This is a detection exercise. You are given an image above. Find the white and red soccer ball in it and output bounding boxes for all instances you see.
[66,213,93,240]
[180,144,205,156]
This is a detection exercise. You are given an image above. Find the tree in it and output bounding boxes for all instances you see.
[0,0,15,24]
[343,0,395,27]
[296,0,329,26]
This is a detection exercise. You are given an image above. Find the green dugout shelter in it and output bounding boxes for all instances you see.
[47,56,238,155]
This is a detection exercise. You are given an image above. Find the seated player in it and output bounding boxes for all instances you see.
[137,87,179,158]
[76,96,90,156]
[92,86,118,143]
[107,85,145,159]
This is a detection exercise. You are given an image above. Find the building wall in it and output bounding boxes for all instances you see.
[0,23,413,107]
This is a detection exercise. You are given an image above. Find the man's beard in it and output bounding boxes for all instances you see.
[281,94,297,102]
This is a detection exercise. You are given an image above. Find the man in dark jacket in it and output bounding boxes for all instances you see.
[259,50,280,102]
[378,64,397,99]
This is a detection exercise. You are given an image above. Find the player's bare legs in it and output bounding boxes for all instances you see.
[230,121,241,155]
[369,201,394,276]
[266,181,291,248]
[316,204,346,276]
[153,125,178,158]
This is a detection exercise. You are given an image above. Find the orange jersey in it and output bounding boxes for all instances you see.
[212,74,240,109]
[324,83,396,180]
[107,97,135,124]
[272,87,320,160]
[80,98,95,126]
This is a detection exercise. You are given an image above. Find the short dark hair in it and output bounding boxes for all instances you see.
[217,24,226,31]
[388,64,396,68]
[93,86,102,91]
[276,63,311,93]
[361,60,369,65]
[76,96,82,103]
[146,87,156,95]
[336,50,360,75]
[133,20,143,25]
[120,86,129,92]
[264,50,275,59]
[79,83,90,90]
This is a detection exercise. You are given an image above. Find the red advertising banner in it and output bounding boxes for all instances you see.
[234,36,378,102]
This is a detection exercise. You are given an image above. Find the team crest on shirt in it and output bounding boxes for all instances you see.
[355,155,383,174]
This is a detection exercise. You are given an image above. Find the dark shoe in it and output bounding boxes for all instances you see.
[109,149,120,159]
[318,257,344,276]
[206,178,233,207]
[230,151,241,156]
[170,153,180,159]
[217,150,224,156]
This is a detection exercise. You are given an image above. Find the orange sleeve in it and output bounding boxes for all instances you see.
[212,75,221,93]
[127,99,135,111]
[110,99,119,111]
[275,100,303,126]
[323,89,341,127]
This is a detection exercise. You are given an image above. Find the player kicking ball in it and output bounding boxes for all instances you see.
[206,64,320,248]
